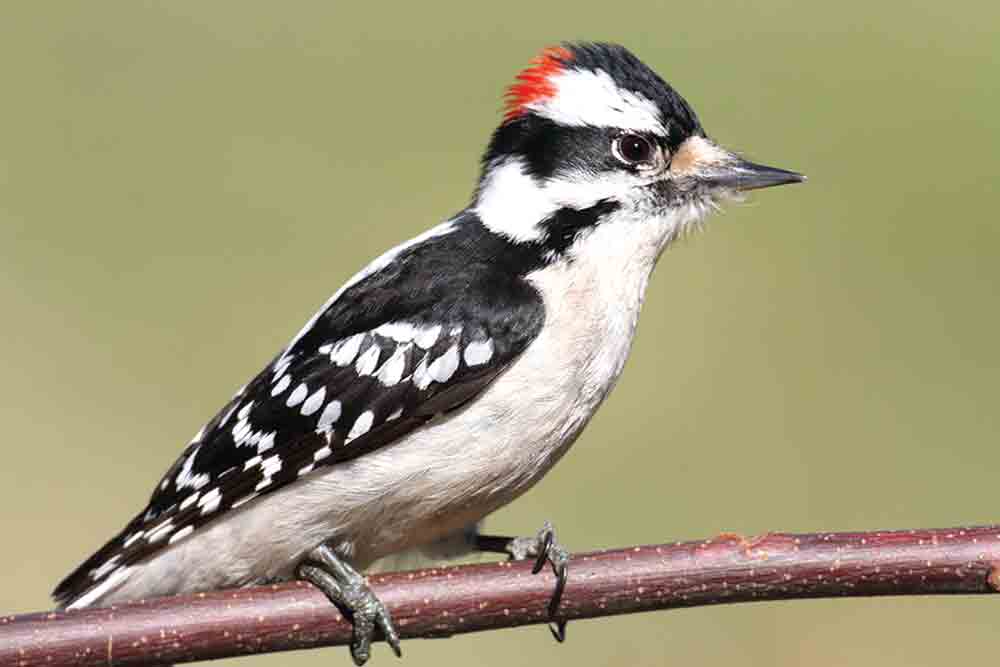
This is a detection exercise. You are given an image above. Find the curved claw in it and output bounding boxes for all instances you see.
[532,529,553,575]
[549,619,567,643]
[541,529,569,640]
[548,557,568,617]
[476,521,571,642]
[376,605,403,659]
[298,546,402,665]
[514,520,571,641]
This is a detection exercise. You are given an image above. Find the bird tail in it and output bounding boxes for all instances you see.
[52,514,143,609]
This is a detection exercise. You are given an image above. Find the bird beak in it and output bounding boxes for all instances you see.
[670,135,806,192]
[700,157,806,191]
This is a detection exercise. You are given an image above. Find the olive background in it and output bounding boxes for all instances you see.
[2,2,998,665]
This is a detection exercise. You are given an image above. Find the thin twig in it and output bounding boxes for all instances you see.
[4,525,1000,666]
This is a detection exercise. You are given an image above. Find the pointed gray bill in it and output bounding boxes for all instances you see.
[704,158,806,191]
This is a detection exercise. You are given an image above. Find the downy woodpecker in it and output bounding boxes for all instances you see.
[55,42,805,663]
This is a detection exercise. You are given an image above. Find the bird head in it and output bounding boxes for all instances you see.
[474,43,804,255]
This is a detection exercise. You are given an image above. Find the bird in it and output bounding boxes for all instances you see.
[54,42,804,664]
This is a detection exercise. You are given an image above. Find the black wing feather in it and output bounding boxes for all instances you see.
[55,217,545,606]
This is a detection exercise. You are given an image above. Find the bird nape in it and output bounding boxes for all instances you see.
[54,41,804,665]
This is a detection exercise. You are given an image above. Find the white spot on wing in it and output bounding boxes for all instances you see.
[376,345,407,386]
[198,487,221,515]
[301,386,326,416]
[414,325,441,350]
[464,338,494,366]
[257,431,276,453]
[237,402,253,421]
[147,520,175,543]
[375,322,417,343]
[412,353,432,390]
[428,344,460,383]
[260,454,282,478]
[332,334,364,366]
[123,531,144,548]
[347,411,374,441]
[298,463,315,477]
[91,555,122,580]
[232,420,251,444]
[271,374,291,397]
[316,400,342,430]
[168,525,194,545]
[355,343,381,376]
[272,358,292,379]
[175,446,210,491]
[179,493,200,511]
[286,382,309,408]
[313,445,332,462]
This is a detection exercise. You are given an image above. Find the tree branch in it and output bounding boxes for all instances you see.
[4,525,1000,666]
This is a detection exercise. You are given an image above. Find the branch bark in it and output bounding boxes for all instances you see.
[4,525,1000,666]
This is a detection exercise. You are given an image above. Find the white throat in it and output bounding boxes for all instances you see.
[526,205,689,403]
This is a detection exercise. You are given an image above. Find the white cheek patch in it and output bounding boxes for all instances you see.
[476,158,653,243]
[527,68,665,136]
[544,169,652,208]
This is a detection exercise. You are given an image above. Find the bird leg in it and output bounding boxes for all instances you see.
[474,520,569,641]
[297,544,401,666]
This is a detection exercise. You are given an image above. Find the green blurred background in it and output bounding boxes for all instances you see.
[2,1,998,665]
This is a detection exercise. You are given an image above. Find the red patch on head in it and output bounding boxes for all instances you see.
[503,46,573,123]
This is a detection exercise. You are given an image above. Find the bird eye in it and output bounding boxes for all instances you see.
[612,133,656,168]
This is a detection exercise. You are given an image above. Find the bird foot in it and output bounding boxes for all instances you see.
[298,544,401,665]
[501,520,570,642]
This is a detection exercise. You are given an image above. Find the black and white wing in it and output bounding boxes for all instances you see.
[55,216,545,606]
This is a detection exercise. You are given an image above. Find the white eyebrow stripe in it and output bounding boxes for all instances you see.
[527,68,665,135]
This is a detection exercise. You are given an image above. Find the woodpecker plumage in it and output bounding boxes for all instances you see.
[55,42,803,656]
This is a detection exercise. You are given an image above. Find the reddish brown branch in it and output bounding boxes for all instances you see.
[4,525,1000,666]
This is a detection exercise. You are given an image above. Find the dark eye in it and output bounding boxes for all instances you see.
[612,133,655,167]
